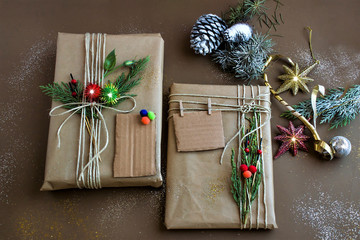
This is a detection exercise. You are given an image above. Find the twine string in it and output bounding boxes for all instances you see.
[49,33,136,189]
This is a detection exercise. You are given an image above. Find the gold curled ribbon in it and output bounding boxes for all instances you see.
[262,55,334,160]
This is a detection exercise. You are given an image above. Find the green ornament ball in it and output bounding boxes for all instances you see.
[100,83,119,105]
[147,111,156,120]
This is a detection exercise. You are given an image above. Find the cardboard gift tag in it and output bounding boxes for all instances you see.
[114,114,156,177]
[173,111,225,152]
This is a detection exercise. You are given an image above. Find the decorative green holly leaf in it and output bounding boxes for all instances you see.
[104,49,116,71]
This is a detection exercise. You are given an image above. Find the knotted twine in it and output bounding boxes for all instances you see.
[49,33,136,189]
[168,85,271,229]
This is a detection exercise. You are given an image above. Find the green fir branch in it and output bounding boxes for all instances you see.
[230,149,242,206]
[212,33,273,83]
[114,56,150,93]
[40,82,83,109]
[230,111,263,225]
[281,85,360,129]
[224,0,284,32]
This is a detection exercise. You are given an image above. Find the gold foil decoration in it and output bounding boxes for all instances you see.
[262,55,334,159]
[276,61,318,95]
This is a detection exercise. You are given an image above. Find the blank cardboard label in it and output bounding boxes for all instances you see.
[113,114,156,177]
[173,111,225,152]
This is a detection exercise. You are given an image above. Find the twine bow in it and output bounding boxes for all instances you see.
[49,96,136,181]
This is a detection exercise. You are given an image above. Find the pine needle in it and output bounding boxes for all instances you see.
[281,85,360,129]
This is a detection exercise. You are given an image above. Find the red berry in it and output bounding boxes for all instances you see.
[239,164,248,172]
[257,149,262,154]
[245,148,250,153]
[141,116,151,125]
[71,79,77,84]
[72,92,77,97]
[243,170,252,179]
[248,165,257,174]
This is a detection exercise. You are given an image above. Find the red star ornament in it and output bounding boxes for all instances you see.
[274,121,310,159]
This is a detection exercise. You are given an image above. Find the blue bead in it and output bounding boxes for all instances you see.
[140,109,148,117]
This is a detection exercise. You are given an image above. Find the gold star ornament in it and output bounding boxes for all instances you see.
[276,61,318,95]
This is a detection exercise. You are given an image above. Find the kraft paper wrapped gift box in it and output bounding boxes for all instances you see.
[165,83,277,229]
[41,33,163,191]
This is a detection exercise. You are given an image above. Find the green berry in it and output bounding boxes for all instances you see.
[147,111,156,120]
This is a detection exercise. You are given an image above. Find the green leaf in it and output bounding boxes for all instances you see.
[104,49,116,71]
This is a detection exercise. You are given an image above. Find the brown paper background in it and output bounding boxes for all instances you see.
[166,83,276,229]
[1,0,360,239]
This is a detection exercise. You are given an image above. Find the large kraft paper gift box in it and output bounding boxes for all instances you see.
[165,83,277,229]
[41,33,163,191]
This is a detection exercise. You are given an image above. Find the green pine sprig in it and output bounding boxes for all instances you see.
[40,50,149,112]
[281,85,360,129]
[212,32,274,83]
[224,0,284,31]
[230,111,263,225]
[40,81,83,109]
[230,149,242,207]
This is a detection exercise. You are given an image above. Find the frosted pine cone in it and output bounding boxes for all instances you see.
[224,23,252,43]
[190,14,227,56]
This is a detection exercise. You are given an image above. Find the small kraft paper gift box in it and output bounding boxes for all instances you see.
[165,83,277,229]
[41,33,163,190]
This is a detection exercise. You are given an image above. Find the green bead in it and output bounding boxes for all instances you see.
[147,111,156,120]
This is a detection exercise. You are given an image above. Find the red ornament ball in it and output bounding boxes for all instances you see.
[141,116,151,125]
[71,79,77,85]
[71,92,77,97]
[84,83,101,101]
[248,165,257,174]
[239,164,248,172]
[245,148,250,153]
[243,170,252,179]
[257,149,262,154]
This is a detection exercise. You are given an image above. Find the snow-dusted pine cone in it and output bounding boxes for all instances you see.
[190,14,227,56]
[224,23,252,43]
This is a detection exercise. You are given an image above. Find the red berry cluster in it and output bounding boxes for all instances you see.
[239,164,257,179]
[69,74,78,97]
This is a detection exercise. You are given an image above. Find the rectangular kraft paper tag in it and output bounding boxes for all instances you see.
[113,114,156,177]
[173,111,225,152]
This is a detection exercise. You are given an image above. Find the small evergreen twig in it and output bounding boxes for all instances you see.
[230,111,263,224]
[212,33,273,83]
[281,85,360,129]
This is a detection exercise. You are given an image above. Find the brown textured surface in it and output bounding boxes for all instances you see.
[173,111,225,152]
[0,0,360,239]
[114,114,156,177]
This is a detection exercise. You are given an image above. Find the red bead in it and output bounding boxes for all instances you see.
[141,116,151,125]
[72,92,77,97]
[239,164,248,172]
[248,165,257,174]
[245,148,250,153]
[257,149,262,154]
[71,79,77,84]
[243,170,252,179]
